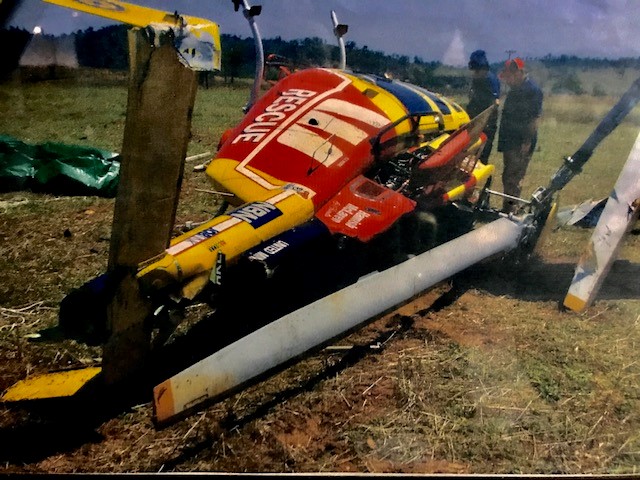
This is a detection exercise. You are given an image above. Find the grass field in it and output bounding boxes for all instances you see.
[1,68,640,474]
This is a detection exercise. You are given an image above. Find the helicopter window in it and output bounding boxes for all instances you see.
[363,88,378,98]
[354,178,386,199]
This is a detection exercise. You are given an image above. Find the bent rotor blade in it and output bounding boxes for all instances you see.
[544,76,640,199]
[564,130,640,312]
[153,216,526,425]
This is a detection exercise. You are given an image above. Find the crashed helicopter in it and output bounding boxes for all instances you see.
[50,0,498,347]
[3,0,640,427]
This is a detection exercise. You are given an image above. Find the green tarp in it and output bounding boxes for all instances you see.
[0,135,120,197]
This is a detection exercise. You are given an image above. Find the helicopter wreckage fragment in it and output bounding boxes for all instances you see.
[153,216,527,424]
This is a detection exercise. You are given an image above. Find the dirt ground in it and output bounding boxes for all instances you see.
[4,63,640,474]
[1,135,640,474]
[2,204,640,475]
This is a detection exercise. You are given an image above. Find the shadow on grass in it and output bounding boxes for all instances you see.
[455,257,640,302]
[155,282,466,471]
[7,251,637,466]
[0,390,129,464]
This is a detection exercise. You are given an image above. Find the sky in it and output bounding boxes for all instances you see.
[6,0,640,66]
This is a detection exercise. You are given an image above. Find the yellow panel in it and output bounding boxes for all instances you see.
[1,367,102,402]
[443,162,494,201]
[137,188,315,291]
[153,378,175,424]
[423,133,450,150]
[397,82,470,132]
[342,73,412,136]
[43,0,221,70]
[207,158,287,204]
[44,0,210,28]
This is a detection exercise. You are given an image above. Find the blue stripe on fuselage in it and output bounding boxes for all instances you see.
[245,219,330,269]
[406,83,452,115]
[365,75,435,115]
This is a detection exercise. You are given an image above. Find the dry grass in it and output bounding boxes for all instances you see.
[1,68,640,474]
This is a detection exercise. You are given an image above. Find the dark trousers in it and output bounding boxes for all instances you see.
[479,121,497,165]
[502,148,533,212]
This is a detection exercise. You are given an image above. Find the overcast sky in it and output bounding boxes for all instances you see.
[7,0,640,65]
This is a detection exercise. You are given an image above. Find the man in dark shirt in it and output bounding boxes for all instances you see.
[497,57,543,212]
[467,50,500,164]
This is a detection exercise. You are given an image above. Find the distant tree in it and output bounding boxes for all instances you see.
[301,37,328,66]
[0,27,31,79]
[76,24,128,69]
[221,35,250,83]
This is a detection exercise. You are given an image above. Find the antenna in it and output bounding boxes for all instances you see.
[234,0,264,112]
[505,49,517,60]
[331,10,348,70]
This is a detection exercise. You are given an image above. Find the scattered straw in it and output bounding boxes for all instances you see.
[0,301,54,332]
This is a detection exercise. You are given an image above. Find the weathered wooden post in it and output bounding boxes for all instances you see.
[1,3,221,404]
[102,28,198,385]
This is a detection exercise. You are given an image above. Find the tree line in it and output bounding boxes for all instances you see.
[3,24,640,93]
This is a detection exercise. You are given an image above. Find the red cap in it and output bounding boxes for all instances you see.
[503,57,525,72]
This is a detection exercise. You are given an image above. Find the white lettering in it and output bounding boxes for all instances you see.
[331,203,359,223]
[244,122,277,133]
[232,132,265,144]
[279,96,306,105]
[284,89,317,97]
[231,202,277,223]
[233,88,318,143]
[249,252,269,261]
[264,240,289,254]
[346,210,370,229]
[265,103,297,113]
[255,112,286,122]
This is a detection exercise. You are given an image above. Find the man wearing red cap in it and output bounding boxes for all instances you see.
[497,57,543,213]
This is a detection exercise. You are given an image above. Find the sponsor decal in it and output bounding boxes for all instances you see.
[330,203,359,223]
[207,239,227,253]
[209,253,226,286]
[283,183,315,199]
[345,209,370,228]
[248,240,289,262]
[230,201,282,228]
[328,203,370,229]
[167,226,219,255]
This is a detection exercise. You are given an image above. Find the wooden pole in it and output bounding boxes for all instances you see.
[103,28,198,385]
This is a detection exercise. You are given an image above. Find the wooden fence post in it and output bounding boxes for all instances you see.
[103,28,198,386]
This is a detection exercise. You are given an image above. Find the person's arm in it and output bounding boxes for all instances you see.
[519,117,538,153]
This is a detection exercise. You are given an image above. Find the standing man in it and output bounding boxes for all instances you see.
[497,57,543,213]
[467,49,500,164]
